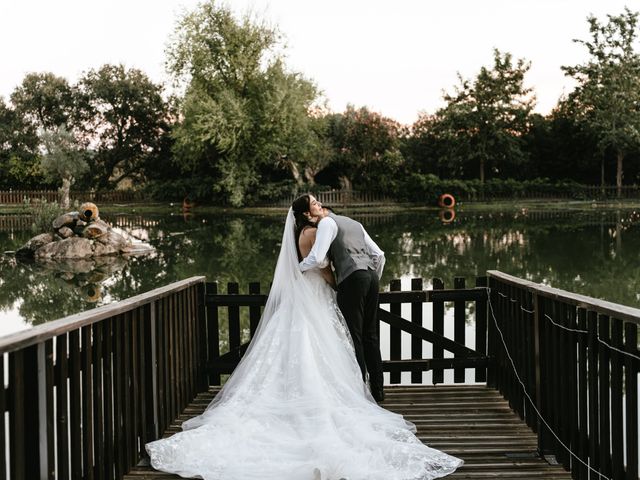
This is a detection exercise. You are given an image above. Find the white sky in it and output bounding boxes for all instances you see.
[0,0,636,125]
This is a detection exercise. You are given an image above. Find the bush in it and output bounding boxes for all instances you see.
[397,175,597,204]
[24,198,64,234]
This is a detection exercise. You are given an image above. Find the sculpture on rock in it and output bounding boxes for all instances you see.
[16,202,154,260]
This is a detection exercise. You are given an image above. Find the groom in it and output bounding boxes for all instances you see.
[299,203,386,402]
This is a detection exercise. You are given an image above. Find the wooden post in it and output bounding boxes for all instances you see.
[389,279,402,384]
[432,278,445,384]
[532,292,544,453]
[410,278,423,384]
[453,277,466,383]
[474,277,488,383]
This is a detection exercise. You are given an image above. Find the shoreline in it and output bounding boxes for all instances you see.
[1,198,640,216]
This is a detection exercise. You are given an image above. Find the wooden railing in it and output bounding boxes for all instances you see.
[273,190,394,207]
[0,190,144,205]
[202,277,489,386]
[487,270,639,480]
[0,276,206,480]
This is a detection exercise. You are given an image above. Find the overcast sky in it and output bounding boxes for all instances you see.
[0,0,636,124]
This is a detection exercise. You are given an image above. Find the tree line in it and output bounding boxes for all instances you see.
[1,2,640,206]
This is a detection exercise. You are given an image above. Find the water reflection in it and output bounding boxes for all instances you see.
[1,207,639,333]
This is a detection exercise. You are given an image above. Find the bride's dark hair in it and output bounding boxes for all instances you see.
[291,193,316,260]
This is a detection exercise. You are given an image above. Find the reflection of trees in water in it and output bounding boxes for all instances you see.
[2,208,640,325]
[374,210,640,307]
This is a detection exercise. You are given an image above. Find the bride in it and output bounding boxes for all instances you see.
[145,200,463,480]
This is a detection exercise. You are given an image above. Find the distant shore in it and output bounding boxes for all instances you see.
[2,198,640,217]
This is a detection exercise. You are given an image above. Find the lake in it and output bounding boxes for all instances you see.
[1,205,639,340]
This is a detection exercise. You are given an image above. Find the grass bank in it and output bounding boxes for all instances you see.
[2,198,640,217]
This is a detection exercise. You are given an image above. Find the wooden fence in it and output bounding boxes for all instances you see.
[0,190,144,205]
[202,277,489,386]
[0,276,205,480]
[487,270,639,480]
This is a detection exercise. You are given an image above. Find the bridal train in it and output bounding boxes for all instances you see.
[145,210,462,480]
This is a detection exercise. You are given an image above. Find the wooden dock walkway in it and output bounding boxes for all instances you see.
[124,384,570,480]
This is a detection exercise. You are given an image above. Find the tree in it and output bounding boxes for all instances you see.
[431,49,535,183]
[40,125,89,208]
[76,64,170,190]
[324,105,403,190]
[10,72,74,131]
[562,8,640,197]
[0,97,42,188]
[167,1,319,205]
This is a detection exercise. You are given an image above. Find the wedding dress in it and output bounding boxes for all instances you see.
[145,209,463,480]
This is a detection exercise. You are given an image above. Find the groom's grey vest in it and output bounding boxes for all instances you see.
[328,212,375,285]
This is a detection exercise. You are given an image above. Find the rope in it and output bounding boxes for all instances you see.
[487,288,611,480]
[494,290,640,361]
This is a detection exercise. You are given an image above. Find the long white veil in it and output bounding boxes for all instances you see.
[182,208,362,427]
[147,208,463,480]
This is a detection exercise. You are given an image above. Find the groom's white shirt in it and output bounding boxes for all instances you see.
[299,216,385,279]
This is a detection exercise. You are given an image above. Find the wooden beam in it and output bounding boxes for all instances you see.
[383,357,488,373]
[377,309,479,357]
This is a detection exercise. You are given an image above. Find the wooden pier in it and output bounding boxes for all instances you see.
[124,384,571,480]
[0,273,636,479]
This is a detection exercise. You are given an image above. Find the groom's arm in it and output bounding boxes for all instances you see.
[299,217,338,272]
[361,226,385,279]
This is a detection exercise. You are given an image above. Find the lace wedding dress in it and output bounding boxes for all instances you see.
[145,209,463,480]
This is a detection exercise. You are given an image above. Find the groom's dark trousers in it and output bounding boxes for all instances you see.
[336,268,384,393]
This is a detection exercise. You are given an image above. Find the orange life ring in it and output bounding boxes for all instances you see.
[439,208,456,223]
[438,193,456,208]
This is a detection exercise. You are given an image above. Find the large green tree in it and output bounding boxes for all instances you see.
[324,105,403,191]
[10,72,74,132]
[430,49,535,183]
[562,8,640,197]
[76,64,170,190]
[166,1,319,205]
[0,97,42,188]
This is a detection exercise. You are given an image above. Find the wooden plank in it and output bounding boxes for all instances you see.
[140,304,153,448]
[206,283,221,386]
[56,334,70,480]
[453,277,466,383]
[624,322,638,480]
[127,310,138,471]
[410,278,423,384]
[43,339,55,480]
[475,277,488,383]
[68,330,82,479]
[227,283,241,359]
[103,319,114,480]
[597,315,611,477]
[576,309,588,480]
[0,353,5,480]
[8,349,26,480]
[389,279,402,384]
[196,283,208,391]
[81,325,94,480]
[248,283,261,337]
[114,315,125,479]
[377,309,479,357]
[609,318,624,479]
[586,311,599,474]
[92,323,104,480]
[383,357,488,373]
[432,278,445,384]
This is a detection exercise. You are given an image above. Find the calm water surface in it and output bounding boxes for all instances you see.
[1,206,639,338]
